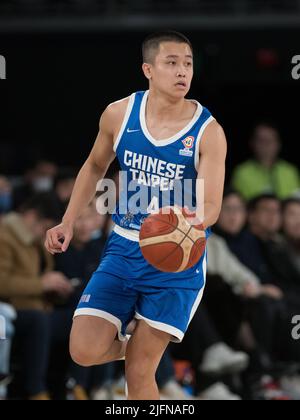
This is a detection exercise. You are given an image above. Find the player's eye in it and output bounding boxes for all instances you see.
[186,62,193,67]
[167,61,176,65]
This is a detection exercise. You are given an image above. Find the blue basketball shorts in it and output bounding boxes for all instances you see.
[74,225,207,343]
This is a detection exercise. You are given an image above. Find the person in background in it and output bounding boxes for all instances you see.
[282,198,300,274]
[0,193,73,400]
[53,169,77,219]
[217,191,300,397]
[215,189,283,299]
[231,123,299,201]
[12,160,58,210]
[0,176,13,218]
[246,194,299,294]
[247,194,300,397]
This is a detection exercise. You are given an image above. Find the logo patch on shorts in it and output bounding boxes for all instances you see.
[80,294,91,303]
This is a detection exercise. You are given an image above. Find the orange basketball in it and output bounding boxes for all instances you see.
[139,206,206,273]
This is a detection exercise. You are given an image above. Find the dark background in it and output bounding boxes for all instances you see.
[1,3,300,179]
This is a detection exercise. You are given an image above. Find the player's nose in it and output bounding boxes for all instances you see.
[176,66,187,78]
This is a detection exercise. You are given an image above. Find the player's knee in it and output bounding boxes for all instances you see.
[69,331,110,367]
[70,341,98,367]
[70,316,116,366]
[126,358,156,388]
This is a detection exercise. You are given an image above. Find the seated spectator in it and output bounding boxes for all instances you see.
[247,194,300,375]
[282,198,300,274]
[0,193,73,400]
[205,232,282,377]
[215,189,282,299]
[231,123,300,200]
[0,303,16,400]
[247,194,300,294]
[207,233,276,298]
[0,176,13,217]
[12,160,58,210]
[217,191,300,377]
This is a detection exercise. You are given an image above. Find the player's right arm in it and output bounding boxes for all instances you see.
[45,99,128,255]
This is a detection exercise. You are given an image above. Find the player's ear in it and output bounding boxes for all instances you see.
[142,63,152,80]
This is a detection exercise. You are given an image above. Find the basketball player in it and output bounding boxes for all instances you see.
[45,31,227,400]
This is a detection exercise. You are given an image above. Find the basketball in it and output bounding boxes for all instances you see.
[139,206,206,273]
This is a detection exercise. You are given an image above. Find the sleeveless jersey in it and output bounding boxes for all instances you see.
[112,90,215,233]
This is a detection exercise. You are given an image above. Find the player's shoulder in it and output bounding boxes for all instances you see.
[199,118,227,155]
[105,95,131,119]
[99,95,131,130]
[203,118,226,142]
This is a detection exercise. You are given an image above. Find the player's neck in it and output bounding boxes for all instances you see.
[147,89,186,121]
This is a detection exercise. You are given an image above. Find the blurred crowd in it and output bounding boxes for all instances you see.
[0,122,299,400]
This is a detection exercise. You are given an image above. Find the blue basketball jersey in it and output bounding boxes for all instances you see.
[75,91,214,334]
[112,90,215,233]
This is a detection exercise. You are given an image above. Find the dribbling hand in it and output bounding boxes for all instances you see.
[45,222,74,255]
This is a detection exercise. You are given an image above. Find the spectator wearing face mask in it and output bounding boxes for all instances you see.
[12,160,58,210]
[231,124,299,201]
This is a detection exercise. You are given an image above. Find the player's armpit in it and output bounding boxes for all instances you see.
[197,120,227,228]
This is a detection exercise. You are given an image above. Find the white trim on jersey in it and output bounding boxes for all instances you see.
[113,93,136,153]
[194,116,216,170]
[134,312,185,343]
[73,308,126,341]
[140,90,203,147]
[187,250,207,326]
[113,224,140,242]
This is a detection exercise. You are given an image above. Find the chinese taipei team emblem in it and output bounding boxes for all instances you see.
[179,136,195,157]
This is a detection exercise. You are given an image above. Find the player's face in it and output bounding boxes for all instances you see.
[148,42,194,97]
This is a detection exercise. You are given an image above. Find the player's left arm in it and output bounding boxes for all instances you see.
[197,120,227,229]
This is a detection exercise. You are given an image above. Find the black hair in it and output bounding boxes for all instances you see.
[142,30,193,64]
[247,193,279,212]
[20,192,62,222]
[251,122,280,140]
[223,186,244,200]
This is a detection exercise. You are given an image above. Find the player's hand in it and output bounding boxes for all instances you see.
[41,272,74,297]
[182,206,204,229]
[45,222,74,255]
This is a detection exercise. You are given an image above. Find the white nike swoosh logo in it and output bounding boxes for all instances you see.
[127,128,140,133]
[196,269,200,274]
